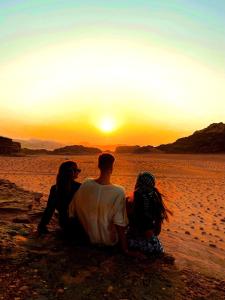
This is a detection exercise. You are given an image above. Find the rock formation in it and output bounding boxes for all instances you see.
[0,136,21,155]
[115,145,161,154]
[157,123,225,153]
[133,145,162,154]
[53,145,102,155]
[115,145,140,153]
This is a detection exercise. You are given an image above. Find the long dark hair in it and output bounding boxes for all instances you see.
[56,161,76,196]
[135,172,172,224]
[151,187,172,223]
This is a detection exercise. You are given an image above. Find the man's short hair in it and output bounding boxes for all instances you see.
[98,153,115,171]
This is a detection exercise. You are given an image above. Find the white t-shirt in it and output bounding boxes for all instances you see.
[69,178,128,245]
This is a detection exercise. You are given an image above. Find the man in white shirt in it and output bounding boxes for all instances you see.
[69,153,140,256]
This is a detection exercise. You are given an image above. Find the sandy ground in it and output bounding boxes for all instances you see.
[0,154,225,299]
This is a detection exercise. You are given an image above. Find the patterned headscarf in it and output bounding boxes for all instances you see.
[135,171,155,193]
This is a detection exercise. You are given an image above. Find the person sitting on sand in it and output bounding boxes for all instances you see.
[127,171,172,255]
[69,153,143,258]
[38,161,81,234]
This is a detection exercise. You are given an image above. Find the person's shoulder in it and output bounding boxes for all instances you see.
[111,184,125,195]
[79,178,95,188]
[50,184,56,192]
[73,181,81,188]
[72,181,81,193]
[82,178,94,185]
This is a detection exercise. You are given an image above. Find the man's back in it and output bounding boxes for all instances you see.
[69,178,128,245]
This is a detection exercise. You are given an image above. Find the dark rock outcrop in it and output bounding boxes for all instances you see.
[115,145,140,153]
[0,136,21,155]
[115,145,161,154]
[133,145,162,154]
[21,148,51,155]
[157,123,225,153]
[53,145,102,155]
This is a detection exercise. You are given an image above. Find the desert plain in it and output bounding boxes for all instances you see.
[0,153,225,299]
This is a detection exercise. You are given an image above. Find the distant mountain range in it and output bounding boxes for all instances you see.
[21,145,102,155]
[157,122,225,153]
[1,122,225,155]
[115,145,162,154]
[53,145,101,155]
[14,139,64,150]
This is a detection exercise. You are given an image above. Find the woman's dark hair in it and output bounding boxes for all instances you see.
[152,187,172,223]
[135,171,172,224]
[56,161,77,196]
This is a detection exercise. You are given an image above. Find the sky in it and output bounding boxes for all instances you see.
[0,0,225,146]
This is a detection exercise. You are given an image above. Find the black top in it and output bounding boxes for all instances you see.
[38,181,81,230]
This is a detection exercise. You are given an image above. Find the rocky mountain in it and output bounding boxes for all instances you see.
[157,123,225,153]
[115,146,140,153]
[115,145,161,154]
[133,145,162,154]
[0,136,21,155]
[53,145,102,155]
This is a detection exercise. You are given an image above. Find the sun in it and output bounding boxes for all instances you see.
[99,117,116,133]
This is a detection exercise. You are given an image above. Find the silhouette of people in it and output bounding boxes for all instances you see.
[38,161,81,234]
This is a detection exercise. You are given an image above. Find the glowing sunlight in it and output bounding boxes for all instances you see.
[98,117,117,133]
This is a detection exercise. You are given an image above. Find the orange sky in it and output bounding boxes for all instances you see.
[1,1,225,146]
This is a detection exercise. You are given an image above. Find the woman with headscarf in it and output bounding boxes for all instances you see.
[127,171,172,255]
[38,161,81,234]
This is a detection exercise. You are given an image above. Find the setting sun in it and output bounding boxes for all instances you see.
[99,117,116,133]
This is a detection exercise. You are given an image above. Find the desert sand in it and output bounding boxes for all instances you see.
[0,154,225,299]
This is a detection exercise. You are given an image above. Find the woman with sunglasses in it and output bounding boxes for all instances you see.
[38,161,81,235]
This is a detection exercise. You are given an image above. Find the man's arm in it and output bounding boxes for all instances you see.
[113,191,146,259]
[115,225,128,254]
